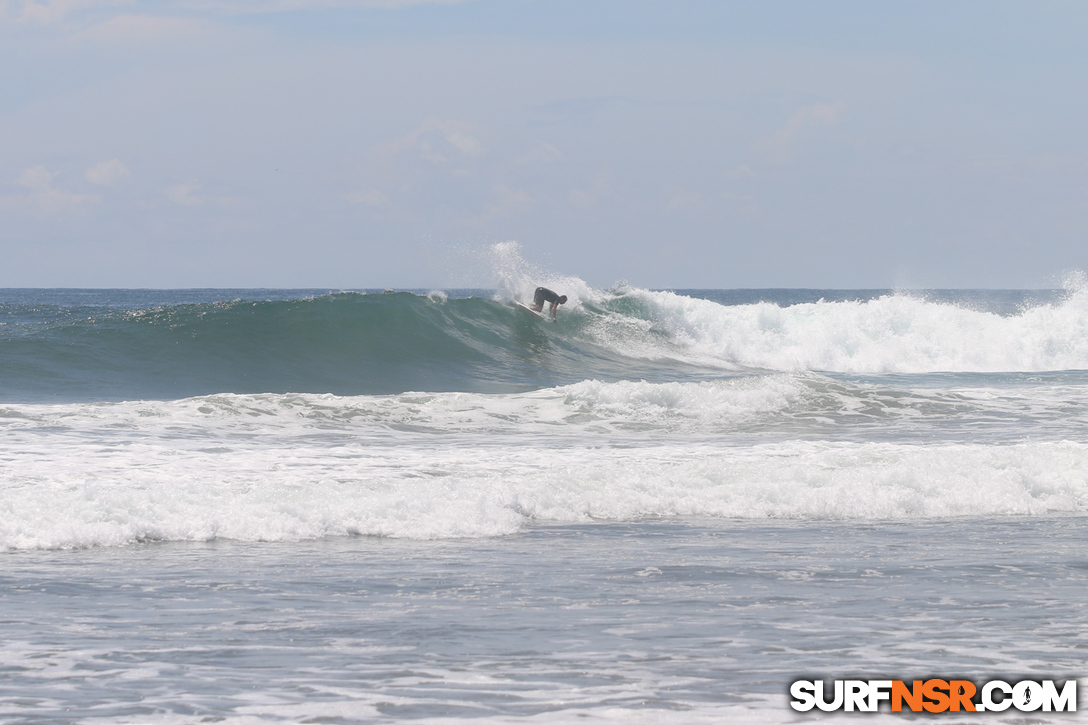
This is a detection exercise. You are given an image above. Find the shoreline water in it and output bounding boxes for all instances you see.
[2,516,1085,724]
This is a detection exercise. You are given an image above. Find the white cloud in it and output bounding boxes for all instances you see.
[381,118,483,164]
[483,184,533,219]
[166,183,203,205]
[8,0,471,24]
[164,182,236,207]
[568,177,611,209]
[84,158,130,186]
[445,131,481,157]
[19,165,52,190]
[343,186,389,206]
[14,0,123,24]
[517,142,563,164]
[73,14,212,42]
[569,189,595,209]
[3,165,99,212]
[667,190,701,210]
[761,102,845,163]
[722,191,759,215]
[165,0,473,14]
[725,164,756,179]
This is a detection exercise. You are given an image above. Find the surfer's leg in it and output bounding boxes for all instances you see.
[531,287,545,310]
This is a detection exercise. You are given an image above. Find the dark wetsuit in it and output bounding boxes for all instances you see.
[533,287,560,307]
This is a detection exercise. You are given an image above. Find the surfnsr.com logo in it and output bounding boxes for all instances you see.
[789,679,1078,713]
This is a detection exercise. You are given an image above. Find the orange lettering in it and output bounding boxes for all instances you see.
[892,680,924,712]
[922,679,950,713]
[948,680,976,711]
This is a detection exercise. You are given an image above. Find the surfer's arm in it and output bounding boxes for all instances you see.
[550,302,558,321]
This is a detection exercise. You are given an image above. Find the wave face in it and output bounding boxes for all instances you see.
[2,283,1088,402]
[0,290,717,402]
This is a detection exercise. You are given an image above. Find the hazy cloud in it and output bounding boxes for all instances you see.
[725,165,756,179]
[167,0,474,14]
[483,184,533,219]
[381,119,483,164]
[19,165,52,189]
[4,165,98,213]
[569,177,611,210]
[761,102,844,163]
[445,131,481,157]
[343,186,389,206]
[166,183,203,205]
[9,0,472,24]
[84,159,130,186]
[13,0,121,24]
[517,143,563,164]
[73,14,212,42]
[667,190,701,210]
[722,191,759,215]
[569,189,594,209]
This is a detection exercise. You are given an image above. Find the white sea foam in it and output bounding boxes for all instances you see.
[5,372,1088,550]
[2,394,1085,549]
[3,374,1087,549]
[0,377,811,436]
[6,374,1083,440]
[617,285,1088,373]
[487,242,1088,373]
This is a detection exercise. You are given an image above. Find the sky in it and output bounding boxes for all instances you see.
[2,0,1088,288]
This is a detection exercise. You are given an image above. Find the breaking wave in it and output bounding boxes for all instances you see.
[3,276,1088,402]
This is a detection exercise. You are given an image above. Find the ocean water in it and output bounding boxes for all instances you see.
[2,269,1087,722]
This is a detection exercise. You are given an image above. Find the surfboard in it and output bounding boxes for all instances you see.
[512,301,546,319]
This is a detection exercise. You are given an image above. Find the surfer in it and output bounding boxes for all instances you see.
[530,287,567,322]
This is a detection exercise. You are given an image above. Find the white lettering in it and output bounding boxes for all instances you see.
[844,680,871,712]
[791,677,1076,713]
[814,680,844,712]
[868,680,893,711]
[789,680,816,712]
[1041,680,1077,712]
[981,681,1012,712]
